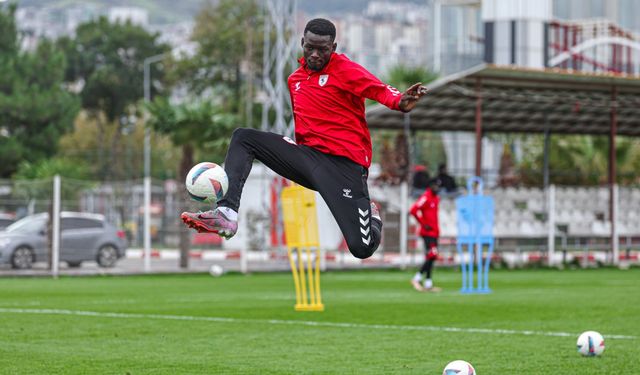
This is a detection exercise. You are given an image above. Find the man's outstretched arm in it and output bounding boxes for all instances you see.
[340,64,428,111]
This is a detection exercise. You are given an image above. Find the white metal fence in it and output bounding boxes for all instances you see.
[0,171,638,276]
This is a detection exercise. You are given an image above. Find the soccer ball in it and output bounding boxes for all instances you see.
[185,162,228,204]
[577,331,605,356]
[443,360,476,375]
[209,264,224,277]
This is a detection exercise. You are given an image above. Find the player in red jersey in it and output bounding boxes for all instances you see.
[410,179,441,291]
[182,18,428,259]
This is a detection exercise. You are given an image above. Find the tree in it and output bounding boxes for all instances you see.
[412,132,447,175]
[183,0,264,124]
[54,112,181,181]
[59,17,169,121]
[374,65,439,183]
[58,17,170,180]
[375,133,411,185]
[0,2,18,55]
[498,143,519,187]
[145,0,263,267]
[518,135,640,186]
[147,97,237,268]
[620,138,640,185]
[0,4,79,178]
[385,65,438,92]
[14,158,91,181]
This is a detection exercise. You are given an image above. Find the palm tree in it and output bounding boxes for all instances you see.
[147,97,237,268]
[518,135,640,186]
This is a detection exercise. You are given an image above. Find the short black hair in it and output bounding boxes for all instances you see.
[304,18,336,41]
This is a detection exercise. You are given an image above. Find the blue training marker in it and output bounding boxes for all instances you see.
[455,176,494,293]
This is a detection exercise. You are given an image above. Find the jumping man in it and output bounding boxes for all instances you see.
[181,18,428,259]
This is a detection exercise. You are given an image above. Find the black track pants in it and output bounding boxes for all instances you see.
[217,128,381,259]
[419,236,437,278]
[420,259,435,279]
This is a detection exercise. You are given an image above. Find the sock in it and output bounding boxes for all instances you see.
[424,279,433,289]
[217,206,238,221]
[413,273,422,282]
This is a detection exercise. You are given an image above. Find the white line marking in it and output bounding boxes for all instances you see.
[0,308,636,340]
[0,301,42,307]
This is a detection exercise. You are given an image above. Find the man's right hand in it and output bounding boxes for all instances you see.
[398,82,428,112]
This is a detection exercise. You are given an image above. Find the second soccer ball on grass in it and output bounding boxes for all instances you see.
[443,360,476,375]
[209,264,224,277]
[185,162,228,204]
[577,331,605,356]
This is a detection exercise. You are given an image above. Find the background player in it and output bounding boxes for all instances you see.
[410,178,441,291]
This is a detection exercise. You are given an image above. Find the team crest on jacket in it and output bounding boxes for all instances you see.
[319,74,329,86]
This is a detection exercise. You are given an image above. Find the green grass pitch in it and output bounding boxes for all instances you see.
[0,268,638,374]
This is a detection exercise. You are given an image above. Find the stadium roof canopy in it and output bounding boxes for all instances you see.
[367,63,640,180]
[367,64,640,255]
[366,64,640,136]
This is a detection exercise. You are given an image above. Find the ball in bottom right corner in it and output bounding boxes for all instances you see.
[443,360,476,375]
[577,331,605,356]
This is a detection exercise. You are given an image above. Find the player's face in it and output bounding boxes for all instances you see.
[301,31,336,71]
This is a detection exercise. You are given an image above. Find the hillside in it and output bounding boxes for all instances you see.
[14,0,426,24]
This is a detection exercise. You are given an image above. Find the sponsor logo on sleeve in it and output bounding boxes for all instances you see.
[386,85,401,96]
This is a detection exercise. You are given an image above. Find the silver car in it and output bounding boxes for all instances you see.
[0,213,14,230]
[0,212,127,269]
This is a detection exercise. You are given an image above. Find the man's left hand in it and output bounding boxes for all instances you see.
[398,82,428,112]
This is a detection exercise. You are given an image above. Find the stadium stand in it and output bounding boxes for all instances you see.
[430,186,640,240]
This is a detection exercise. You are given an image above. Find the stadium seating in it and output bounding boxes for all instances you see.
[430,186,640,240]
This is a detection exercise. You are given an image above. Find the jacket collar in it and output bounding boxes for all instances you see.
[298,52,336,75]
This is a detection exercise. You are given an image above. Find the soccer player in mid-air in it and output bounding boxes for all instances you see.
[181,18,428,259]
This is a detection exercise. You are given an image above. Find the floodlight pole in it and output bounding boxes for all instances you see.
[432,0,442,72]
[400,113,411,270]
[261,0,298,267]
[609,85,618,265]
[52,175,61,279]
[143,55,165,174]
[543,126,550,189]
[547,184,555,267]
[142,54,165,273]
[474,77,483,178]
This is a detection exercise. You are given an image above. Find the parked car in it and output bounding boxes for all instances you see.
[0,214,15,230]
[0,212,127,269]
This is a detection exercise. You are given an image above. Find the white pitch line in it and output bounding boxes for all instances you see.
[0,308,636,340]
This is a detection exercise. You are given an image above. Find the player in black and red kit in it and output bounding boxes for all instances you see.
[182,18,428,259]
[410,178,441,291]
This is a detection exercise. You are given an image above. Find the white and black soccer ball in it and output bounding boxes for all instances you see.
[577,331,605,356]
[185,162,228,204]
[209,264,224,277]
[443,360,476,375]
